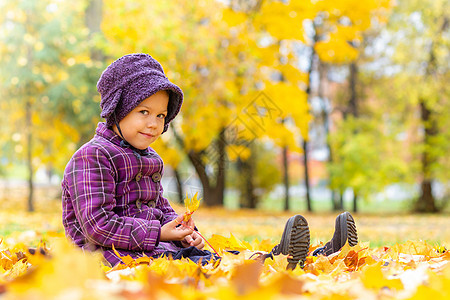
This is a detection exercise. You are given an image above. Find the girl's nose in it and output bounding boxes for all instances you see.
[147,116,158,128]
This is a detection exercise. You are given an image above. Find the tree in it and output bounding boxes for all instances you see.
[227,142,281,208]
[100,0,310,206]
[250,0,391,212]
[0,0,102,210]
[380,0,449,212]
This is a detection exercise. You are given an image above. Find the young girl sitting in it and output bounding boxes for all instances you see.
[62,53,358,269]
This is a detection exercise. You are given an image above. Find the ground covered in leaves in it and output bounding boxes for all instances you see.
[1,197,449,299]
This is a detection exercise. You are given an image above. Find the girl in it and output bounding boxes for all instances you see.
[62,53,358,269]
[62,53,205,266]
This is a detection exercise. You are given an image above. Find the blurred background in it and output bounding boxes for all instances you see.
[0,0,448,216]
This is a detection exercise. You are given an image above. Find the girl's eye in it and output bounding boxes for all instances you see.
[140,110,149,115]
[157,113,166,119]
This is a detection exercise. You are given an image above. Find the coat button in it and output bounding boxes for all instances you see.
[136,199,142,209]
[135,172,143,182]
[151,172,161,183]
[148,200,156,208]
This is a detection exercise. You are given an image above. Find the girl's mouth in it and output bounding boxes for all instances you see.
[140,132,155,139]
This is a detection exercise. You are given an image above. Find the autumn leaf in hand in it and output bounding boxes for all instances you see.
[183,192,201,222]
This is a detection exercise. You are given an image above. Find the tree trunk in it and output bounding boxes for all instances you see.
[317,61,340,211]
[46,164,53,184]
[416,100,438,212]
[85,0,104,61]
[215,129,226,206]
[25,13,34,212]
[331,191,338,210]
[282,146,290,211]
[418,180,436,212]
[302,24,319,213]
[187,150,222,206]
[183,130,226,207]
[237,144,257,209]
[173,167,184,204]
[342,62,360,213]
[332,191,343,211]
[237,159,254,208]
[414,16,447,213]
[246,170,256,209]
[348,63,359,118]
[26,99,34,212]
[85,0,102,34]
[303,140,312,212]
[353,192,358,213]
[202,187,224,207]
[172,125,226,206]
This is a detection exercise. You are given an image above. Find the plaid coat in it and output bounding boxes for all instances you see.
[62,122,181,266]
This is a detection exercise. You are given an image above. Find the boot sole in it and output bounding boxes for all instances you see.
[279,215,310,270]
[338,212,358,247]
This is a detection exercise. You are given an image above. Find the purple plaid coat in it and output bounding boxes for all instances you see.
[62,122,181,266]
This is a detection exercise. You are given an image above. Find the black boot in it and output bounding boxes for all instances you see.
[270,215,310,270]
[313,212,358,256]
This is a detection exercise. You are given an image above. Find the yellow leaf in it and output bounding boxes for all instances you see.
[3,259,28,280]
[313,255,335,273]
[250,238,274,253]
[8,238,104,297]
[207,234,229,255]
[222,8,247,27]
[411,263,450,299]
[112,244,136,267]
[386,240,440,261]
[206,234,251,253]
[183,192,202,222]
[230,260,262,295]
[229,233,251,251]
[361,262,403,290]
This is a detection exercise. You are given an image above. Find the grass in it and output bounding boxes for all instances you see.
[1,186,449,250]
[192,207,450,248]
[225,189,419,214]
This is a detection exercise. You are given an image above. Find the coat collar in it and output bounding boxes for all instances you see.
[96,122,123,146]
[95,122,151,157]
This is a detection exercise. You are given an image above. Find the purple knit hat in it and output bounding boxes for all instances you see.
[97,53,183,133]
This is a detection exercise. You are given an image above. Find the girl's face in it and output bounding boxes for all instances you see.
[113,90,169,150]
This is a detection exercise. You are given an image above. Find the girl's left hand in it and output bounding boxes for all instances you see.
[181,231,205,250]
[183,216,195,229]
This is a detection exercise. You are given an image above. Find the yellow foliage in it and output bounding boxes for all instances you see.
[387,240,440,260]
[278,64,309,85]
[151,138,183,168]
[1,205,450,299]
[101,0,313,159]
[207,233,252,255]
[315,37,359,63]
[361,262,404,290]
[7,239,105,298]
[184,192,201,222]
[255,1,307,41]
[262,83,311,142]
[410,263,450,299]
[222,8,247,27]
[226,144,251,161]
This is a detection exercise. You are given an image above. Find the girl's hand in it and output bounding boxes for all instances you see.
[160,215,193,241]
[183,216,195,230]
[181,231,205,250]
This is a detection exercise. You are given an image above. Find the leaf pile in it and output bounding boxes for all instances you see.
[1,202,449,299]
[1,234,449,299]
